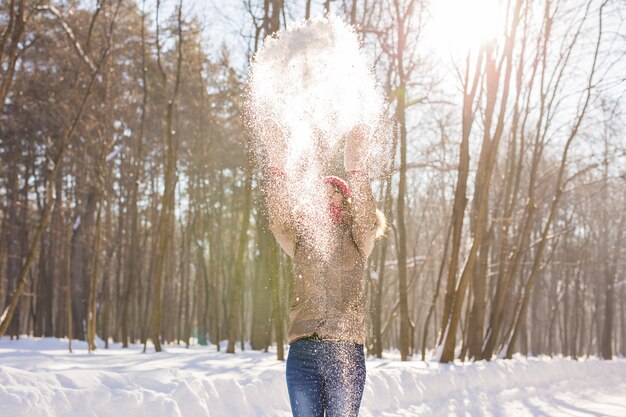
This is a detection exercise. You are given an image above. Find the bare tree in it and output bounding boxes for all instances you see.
[504,0,608,359]
[147,0,184,353]
[0,0,122,338]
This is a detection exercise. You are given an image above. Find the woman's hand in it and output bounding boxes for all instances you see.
[344,124,371,172]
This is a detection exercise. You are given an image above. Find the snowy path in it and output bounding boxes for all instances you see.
[1,337,625,417]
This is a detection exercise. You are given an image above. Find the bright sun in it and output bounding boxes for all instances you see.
[428,0,506,56]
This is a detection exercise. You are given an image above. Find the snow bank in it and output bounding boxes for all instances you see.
[1,337,625,416]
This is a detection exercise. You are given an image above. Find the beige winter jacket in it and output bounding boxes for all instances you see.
[267,172,377,345]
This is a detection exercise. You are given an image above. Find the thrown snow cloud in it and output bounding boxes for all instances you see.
[246,16,387,166]
[245,16,388,258]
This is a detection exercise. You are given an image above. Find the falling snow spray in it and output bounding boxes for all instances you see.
[245,16,389,259]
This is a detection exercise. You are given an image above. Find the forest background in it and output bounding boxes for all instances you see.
[1,0,624,364]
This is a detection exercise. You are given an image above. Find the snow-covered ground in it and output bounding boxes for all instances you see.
[1,337,625,417]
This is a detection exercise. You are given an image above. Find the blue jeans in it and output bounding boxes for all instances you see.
[286,338,366,417]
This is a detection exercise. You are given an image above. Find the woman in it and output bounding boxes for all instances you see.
[261,120,385,417]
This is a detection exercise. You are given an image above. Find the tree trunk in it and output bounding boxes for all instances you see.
[121,0,148,348]
[395,106,411,361]
[571,263,582,358]
[102,188,115,349]
[70,186,98,341]
[87,199,103,352]
[250,194,273,350]
[373,173,394,358]
[619,284,626,356]
[51,167,65,339]
[0,0,27,110]
[392,0,413,361]
[349,0,357,25]
[270,238,284,360]
[600,215,624,359]
[4,165,22,338]
[439,51,483,347]
[438,50,487,363]
[562,262,570,356]
[149,0,183,352]
[66,219,73,352]
[227,171,253,353]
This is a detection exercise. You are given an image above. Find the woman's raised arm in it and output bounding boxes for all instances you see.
[261,119,297,258]
[344,124,377,258]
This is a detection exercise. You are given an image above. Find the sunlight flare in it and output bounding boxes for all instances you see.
[428,0,506,55]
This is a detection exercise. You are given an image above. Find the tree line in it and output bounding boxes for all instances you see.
[1,0,624,362]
